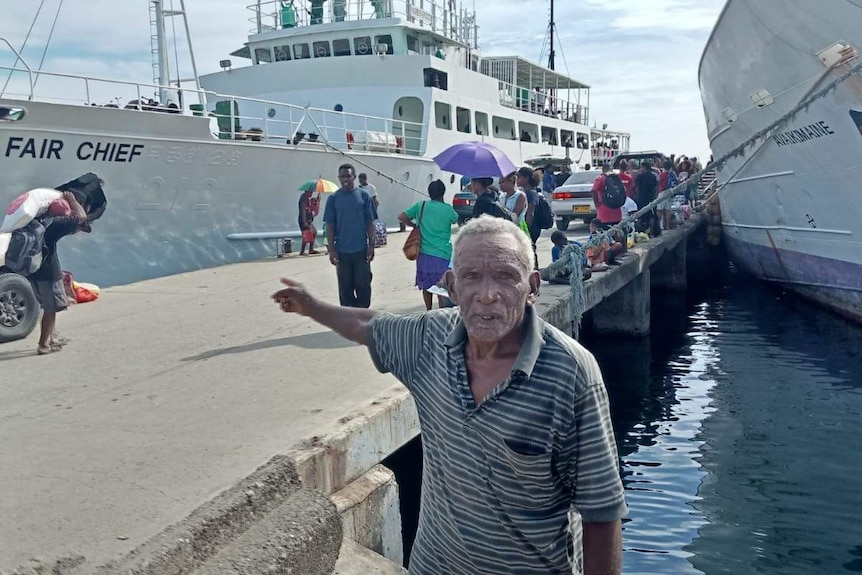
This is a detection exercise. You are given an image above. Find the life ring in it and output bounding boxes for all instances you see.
[346,131,354,149]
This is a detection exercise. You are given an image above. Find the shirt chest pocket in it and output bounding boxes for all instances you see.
[478,430,560,509]
[476,429,568,553]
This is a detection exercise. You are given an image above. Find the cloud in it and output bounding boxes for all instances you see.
[0,0,724,156]
[475,0,725,156]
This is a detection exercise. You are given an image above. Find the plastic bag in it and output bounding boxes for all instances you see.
[1,188,63,233]
[62,271,77,304]
[374,221,387,247]
[72,281,101,304]
[0,232,10,267]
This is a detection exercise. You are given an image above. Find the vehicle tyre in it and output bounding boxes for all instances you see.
[458,216,469,226]
[0,272,40,343]
[555,217,570,231]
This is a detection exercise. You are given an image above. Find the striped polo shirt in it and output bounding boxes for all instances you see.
[367,305,627,575]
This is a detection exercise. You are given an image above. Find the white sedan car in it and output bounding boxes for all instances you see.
[550,170,602,231]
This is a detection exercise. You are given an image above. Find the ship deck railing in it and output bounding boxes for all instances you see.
[0,50,426,157]
[248,0,478,48]
[493,79,589,128]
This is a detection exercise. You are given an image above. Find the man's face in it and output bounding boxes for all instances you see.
[447,233,539,344]
[338,168,355,190]
[470,179,484,194]
[359,176,367,186]
[516,175,530,190]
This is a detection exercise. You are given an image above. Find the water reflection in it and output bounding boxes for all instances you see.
[582,255,862,574]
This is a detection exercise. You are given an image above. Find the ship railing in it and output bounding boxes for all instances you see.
[216,93,425,156]
[248,0,478,48]
[0,59,426,156]
[494,80,588,126]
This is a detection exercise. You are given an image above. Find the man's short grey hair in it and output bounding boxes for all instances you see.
[453,215,534,274]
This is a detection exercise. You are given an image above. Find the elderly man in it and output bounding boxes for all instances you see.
[272,216,627,575]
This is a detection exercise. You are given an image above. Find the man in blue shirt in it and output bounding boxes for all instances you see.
[542,163,557,194]
[324,164,376,308]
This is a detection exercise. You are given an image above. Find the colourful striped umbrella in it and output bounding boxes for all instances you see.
[298,178,339,193]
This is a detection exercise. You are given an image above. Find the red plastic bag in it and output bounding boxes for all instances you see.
[73,285,98,303]
[301,228,315,243]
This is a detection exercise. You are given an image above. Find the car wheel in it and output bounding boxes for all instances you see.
[458,216,469,226]
[556,217,570,231]
[0,272,40,343]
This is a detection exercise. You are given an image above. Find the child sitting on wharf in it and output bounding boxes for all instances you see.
[586,218,623,272]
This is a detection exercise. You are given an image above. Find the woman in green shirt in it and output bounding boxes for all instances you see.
[398,180,458,310]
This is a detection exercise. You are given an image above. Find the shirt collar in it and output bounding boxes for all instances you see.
[444,305,545,378]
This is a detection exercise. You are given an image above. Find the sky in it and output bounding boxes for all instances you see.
[0,0,725,157]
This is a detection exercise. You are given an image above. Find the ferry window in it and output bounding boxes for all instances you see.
[274,45,292,62]
[423,68,448,90]
[475,112,489,136]
[374,35,394,55]
[456,107,471,133]
[407,35,418,53]
[333,39,351,57]
[560,129,575,148]
[435,102,451,130]
[255,47,273,64]
[493,116,516,140]
[313,41,331,58]
[541,126,558,146]
[519,122,538,143]
[293,43,310,59]
[354,36,373,56]
[576,132,589,149]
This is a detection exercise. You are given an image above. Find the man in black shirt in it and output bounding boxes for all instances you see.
[29,192,90,355]
[634,162,660,237]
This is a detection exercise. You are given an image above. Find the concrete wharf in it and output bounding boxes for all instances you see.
[0,214,704,575]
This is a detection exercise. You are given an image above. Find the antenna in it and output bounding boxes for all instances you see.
[548,0,555,71]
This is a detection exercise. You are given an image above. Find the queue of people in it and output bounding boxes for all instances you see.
[578,153,700,273]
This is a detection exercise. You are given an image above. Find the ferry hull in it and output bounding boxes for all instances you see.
[0,99,440,287]
[699,0,862,324]
[723,233,862,323]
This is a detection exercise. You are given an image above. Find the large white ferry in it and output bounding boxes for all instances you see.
[0,0,622,288]
[699,0,862,323]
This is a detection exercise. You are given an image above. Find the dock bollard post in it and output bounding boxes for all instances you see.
[277,238,294,258]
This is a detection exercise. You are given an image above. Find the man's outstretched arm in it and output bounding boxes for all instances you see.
[272,278,376,345]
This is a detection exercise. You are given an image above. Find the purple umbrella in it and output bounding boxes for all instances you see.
[432,141,517,178]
